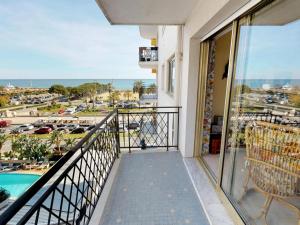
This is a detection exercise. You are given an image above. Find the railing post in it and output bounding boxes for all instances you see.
[177,107,180,151]
[116,109,120,157]
[127,113,131,153]
[167,112,169,151]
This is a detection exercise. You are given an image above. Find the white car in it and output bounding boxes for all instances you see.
[65,107,76,115]
[67,124,80,131]
[19,124,34,131]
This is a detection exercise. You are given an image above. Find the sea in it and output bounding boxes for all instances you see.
[0,79,299,90]
[0,79,156,90]
[240,79,300,88]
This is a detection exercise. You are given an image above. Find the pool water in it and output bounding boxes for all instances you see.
[0,173,41,199]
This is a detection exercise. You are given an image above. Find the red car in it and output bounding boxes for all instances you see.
[34,127,52,134]
[0,120,11,128]
[58,109,65,114]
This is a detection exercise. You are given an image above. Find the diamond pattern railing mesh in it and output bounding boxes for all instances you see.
[0,110,120,225]
[0,107,180,225]
[118,107,180,152]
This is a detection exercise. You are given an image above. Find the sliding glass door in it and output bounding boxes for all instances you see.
[221,0,300,224]
[196,28,232,179]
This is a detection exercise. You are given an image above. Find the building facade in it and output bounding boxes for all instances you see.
[0,1,298,225]
[97,0,300,224]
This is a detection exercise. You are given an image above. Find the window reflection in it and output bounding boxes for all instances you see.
[221,1,300,225]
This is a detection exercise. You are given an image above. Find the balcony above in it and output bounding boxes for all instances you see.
[95,0,199,25]
[139,26,157,40]
[139,47,158,69]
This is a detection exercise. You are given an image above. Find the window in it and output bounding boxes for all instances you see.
[168,57,176,95]
[221,1,300,224]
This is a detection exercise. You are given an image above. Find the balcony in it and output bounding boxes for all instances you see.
[0,107,217,225]
[138,47,158,69]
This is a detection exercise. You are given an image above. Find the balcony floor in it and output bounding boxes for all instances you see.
[99,151,210,225]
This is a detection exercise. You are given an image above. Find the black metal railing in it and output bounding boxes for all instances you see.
[0,110,119,225]
[0,106,180,225]
[139,47,158,62]
[118,107,180,152]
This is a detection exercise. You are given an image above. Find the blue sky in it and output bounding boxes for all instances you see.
[0,0,151,79]
[236,19,300,80]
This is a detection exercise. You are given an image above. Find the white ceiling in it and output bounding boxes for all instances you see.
[95,0,199,25]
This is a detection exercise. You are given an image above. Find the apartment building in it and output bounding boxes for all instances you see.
[0,0,298,225]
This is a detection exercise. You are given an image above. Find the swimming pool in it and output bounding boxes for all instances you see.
[0,173,41,199]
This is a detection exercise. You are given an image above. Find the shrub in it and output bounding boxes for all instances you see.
[0,187,10,203]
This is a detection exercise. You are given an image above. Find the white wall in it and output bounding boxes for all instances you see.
[156,0,259,157]
[157,26,179,107]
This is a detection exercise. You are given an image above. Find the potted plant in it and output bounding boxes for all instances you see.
[0,187,10,209]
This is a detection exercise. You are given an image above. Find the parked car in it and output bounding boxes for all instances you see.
[18,124,34,131]
[10,127,24,134]
[87,125,96,131]
[67,124,80,131]
[126,122,140,130]
[32,120,45,128]
[58,109,65,114]
[56,127,69,133]
[65,107,76,115]
[56,124,66,128]
[0,120,11,128]
[96,100,104,104]
[45,124,57,130]
[116,102,124,108]
[58,97,68,102]
[71,127,85,134]
[34,127,52,134]
[76,105,86,112]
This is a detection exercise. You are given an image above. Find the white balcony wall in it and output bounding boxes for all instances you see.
[157,26,180,107]
[156,0,261,157]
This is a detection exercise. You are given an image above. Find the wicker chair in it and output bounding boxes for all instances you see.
[241,121,300,225]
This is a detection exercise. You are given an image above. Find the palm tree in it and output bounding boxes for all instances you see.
[133,80,145,99]
[0,134,8,159]
[49,131,64,155]
[109,91,120,106]
[123,90,133,101]
[64,138,77,150]
[107,82,113,94]
[146,83,157,94]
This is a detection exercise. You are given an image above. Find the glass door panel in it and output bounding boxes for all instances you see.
[200,30,232,179]
[221,1,300,224]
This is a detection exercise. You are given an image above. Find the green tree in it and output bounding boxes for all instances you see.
[49,131,64,155]
[133,80,145,99]
[78,82,110,108]
[290,94,300,108]
[67,87,82,98]
[233,84,252,99]
[64,138,77,150]
[107,82,113,94]
[123,90,133,101]
[49,84,68,96]
[0,95,9,107]
[0,134,8,159]
[146,83,157,94]
[109,91,120,106]
[13,135,50,161]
